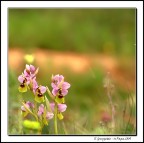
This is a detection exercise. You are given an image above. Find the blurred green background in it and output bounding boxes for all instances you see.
[8,9,136,135]
[9,9,135,56]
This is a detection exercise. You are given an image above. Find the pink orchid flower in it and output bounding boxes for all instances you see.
[50,102,67,113]
[37,104,45,116]
[32,78,46,103]
[18,64,39,92]
[18,75,31,92]
[51,74,70,97]
[18,75,30,86]
[21,101,34,117]
[24,64,39,79]
[21,101,34,112]
[38,104,54,120]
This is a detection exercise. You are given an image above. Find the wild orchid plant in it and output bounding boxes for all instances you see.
[18,64,70,134]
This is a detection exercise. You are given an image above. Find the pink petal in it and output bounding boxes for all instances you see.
[32,79,38,89]
[30,65,35,73]
[38,110,43,116]
[25,75,30,81]
[33,89,36,94]
[26,101,34,108]
[46,112,54,120]
[24,69,29,77]
[26,101,31,106]
[58,104,67,112]
[61,89,68,96]
[21,106,26,111]
[50,102,55,112]
[21,103,30,111]
[26,80,30,86]
[30,74,35,79]
[18,75,24,83]
[39,86,46,94]
[32,79,38,94]
[52,88,58,96]
[26,64,30,71]
[58,75,64,82]
[51,83,57,88]
[31,103,34,108]
[38,104,44,112]
[62,82,70,89]
[52,74,59,81]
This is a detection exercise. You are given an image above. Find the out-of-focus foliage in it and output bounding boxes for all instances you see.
[9,9,136,56]
[8,68,136,135]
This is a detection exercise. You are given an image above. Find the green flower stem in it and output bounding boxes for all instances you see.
[34,100,37,114]
[54,101,58,134]
[46,86,55,100]
[22,102,38,121]
[33,100,39,122]
[39,122,44,135]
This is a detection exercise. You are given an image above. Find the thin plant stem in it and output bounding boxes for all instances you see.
[33,100,38,122]
[62,121,67,134]
[46,86,55,100]
[107,89,115,133]
[38,123,44,135]
[104,73,115,133]
[54,101,58,134]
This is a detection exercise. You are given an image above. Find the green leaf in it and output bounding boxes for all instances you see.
[18,85,27,92]
[42,107,48,125]
[45,96,52,112]
[55,96,65,104]
[43,118,48,126]
[57,113,64,120]
[21,111,29,117]
[35,95,45,103]
[23,120,41,130]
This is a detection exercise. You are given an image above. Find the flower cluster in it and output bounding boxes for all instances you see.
[51,74,70,97]
[51,74,70,119]
[18,64,71,133]
[18,64,46,103]
[18,64,38,92]
[37,104,54,125]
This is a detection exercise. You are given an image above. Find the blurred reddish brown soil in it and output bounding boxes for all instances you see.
[9,48,136,91]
